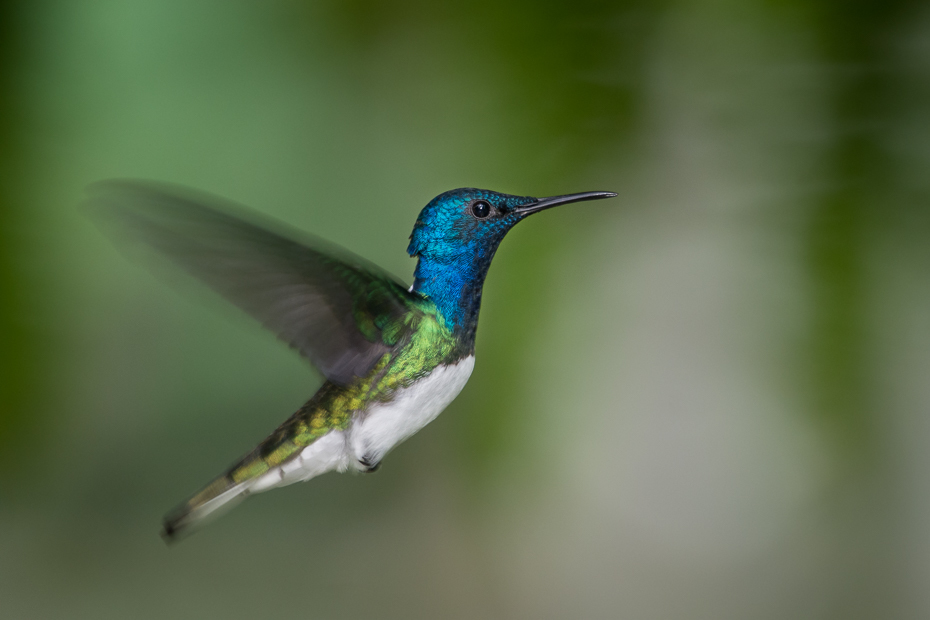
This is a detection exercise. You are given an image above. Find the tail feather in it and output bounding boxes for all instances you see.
[161,475,252,542]
[161,441,280,541]
[161,440,345,542]
[161,389,347,542]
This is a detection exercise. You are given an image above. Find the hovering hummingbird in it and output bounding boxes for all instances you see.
[90,181,616,540]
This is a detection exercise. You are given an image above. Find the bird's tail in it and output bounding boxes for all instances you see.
[162,390,342,542]
[161,435,295,542]
[161,471,254,543]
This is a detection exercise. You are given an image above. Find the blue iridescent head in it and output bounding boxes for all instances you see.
[407,188,616,340]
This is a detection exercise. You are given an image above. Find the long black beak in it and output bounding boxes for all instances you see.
[515,191,618,215]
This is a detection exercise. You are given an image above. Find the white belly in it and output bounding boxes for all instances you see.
[249,355,475,493]
[348,355,475,466]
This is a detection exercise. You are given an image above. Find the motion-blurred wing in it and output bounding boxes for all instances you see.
[88,180,416,385]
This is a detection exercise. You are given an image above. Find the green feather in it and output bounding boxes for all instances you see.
[163,299,458,538]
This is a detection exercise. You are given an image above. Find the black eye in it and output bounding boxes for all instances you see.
[471,200,491,218]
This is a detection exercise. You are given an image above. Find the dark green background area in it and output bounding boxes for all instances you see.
[2,1,930,618]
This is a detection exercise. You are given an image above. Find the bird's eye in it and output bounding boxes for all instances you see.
[471,200,491,218]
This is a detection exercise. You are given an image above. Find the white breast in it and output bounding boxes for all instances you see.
[249,355,475,493]
[348,355,475,467]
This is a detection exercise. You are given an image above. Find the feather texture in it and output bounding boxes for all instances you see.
[88,180,418,384]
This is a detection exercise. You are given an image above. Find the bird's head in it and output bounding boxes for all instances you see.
[406,187,616,334]
[407,188,616,261]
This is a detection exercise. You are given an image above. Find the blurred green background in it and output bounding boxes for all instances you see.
[2,0,930,618]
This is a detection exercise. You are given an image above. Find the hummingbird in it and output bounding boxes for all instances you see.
[90,181,616,540]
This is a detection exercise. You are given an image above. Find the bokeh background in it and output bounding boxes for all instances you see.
[2,1,930,618]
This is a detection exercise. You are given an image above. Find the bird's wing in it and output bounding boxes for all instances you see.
[88,180,419,385]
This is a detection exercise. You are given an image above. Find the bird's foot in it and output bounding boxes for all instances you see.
[358,454,381,473]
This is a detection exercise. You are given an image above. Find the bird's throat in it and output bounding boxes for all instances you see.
[411,248,498,344]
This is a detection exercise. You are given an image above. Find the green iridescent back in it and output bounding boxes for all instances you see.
[171,295,462,516]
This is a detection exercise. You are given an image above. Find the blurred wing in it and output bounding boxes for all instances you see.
[88,180,416,384]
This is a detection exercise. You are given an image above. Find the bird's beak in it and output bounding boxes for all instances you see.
[515,191,618,215]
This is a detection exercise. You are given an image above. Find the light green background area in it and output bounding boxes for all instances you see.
[2,1,930,618]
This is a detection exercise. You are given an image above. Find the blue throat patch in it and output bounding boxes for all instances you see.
[407,188,532,341]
